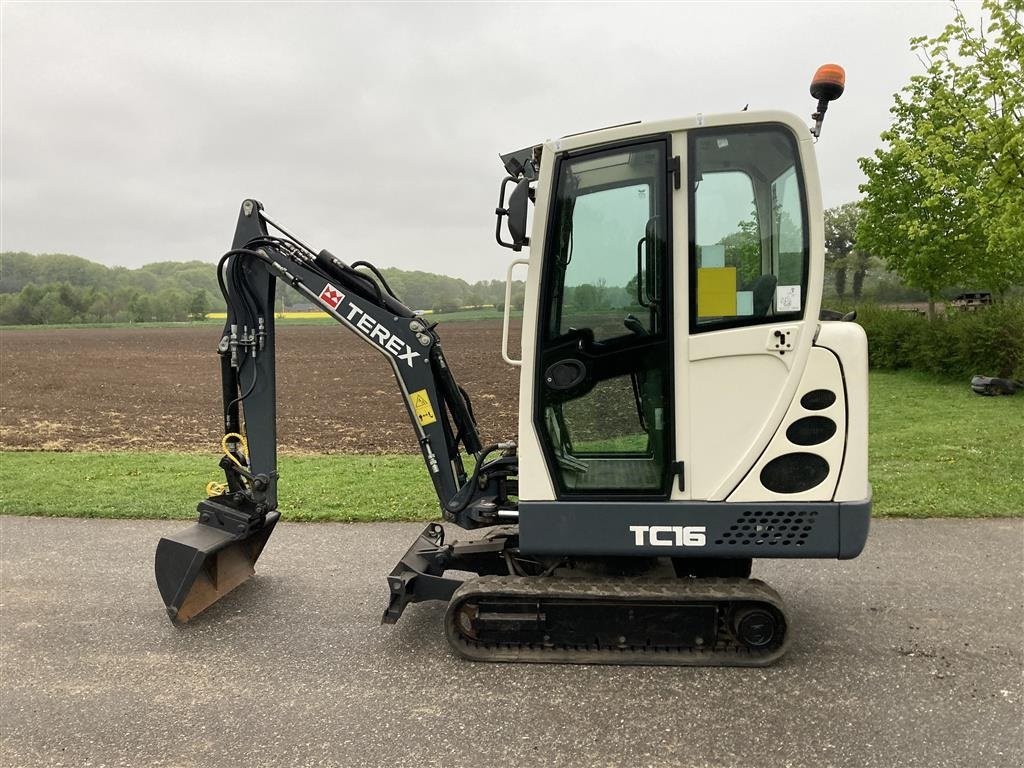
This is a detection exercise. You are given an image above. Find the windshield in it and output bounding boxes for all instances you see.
[547,144,665,341]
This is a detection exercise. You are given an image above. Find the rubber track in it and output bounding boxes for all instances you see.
[444,575,789,667]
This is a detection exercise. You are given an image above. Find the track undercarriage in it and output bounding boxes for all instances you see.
[384,524,788,666]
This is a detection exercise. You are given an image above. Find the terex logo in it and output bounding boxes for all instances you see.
[318,284,344,310]
[344,305,421,368]
[316,282,422,368]
[629,525,707,547]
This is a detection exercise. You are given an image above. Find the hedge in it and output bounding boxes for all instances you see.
[853,301,1024,380]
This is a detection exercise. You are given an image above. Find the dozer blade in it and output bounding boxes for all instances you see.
[155,510,279,623]
[445,575,788,667]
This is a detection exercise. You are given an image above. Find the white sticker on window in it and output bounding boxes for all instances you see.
[776,285,801,313]
[736,291,754,316]
[701,244,725,268]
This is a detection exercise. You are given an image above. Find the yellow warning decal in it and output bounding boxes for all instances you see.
[410,389,437,426]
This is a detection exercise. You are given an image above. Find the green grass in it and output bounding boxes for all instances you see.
[0,453,434,521]
[868,370,1023,517]
[1,371,1021,521]
[427,307,523,323]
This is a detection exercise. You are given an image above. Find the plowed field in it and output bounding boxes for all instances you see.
[0,321,521,454]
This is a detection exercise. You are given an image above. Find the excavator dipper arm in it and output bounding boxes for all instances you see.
[154,200,517,623]
[215,199,516,527]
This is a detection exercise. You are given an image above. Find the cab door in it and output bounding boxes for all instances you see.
[532,137,676,498]
[678,121,821,500]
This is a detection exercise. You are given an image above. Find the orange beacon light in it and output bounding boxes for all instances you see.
[810,63,845,138]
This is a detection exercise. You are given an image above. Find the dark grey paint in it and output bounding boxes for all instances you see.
[518,497,872,558]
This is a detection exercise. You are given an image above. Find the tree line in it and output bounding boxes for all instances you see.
[0,253,221,324]
[0,252,526,325]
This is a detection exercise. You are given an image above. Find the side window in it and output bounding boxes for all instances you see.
[694,172,762,315]
[690,127,807,331]
[561,376,652,454]
[773,165,803,289]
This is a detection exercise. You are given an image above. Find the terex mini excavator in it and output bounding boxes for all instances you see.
[156,66,870,665]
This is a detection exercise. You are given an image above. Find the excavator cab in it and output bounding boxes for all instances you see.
[156,66,867,665]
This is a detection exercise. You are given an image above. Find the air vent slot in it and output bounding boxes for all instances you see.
[714,509,819,547]
[759,453,829,493]
[800,389,836,410]
[786,416,837,446]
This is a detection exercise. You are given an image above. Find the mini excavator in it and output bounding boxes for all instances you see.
[156,65,870,666]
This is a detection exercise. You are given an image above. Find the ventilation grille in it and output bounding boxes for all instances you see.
[715,510,819,547]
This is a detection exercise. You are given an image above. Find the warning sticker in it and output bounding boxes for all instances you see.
[410,389,436,427]
[776,285,801,313]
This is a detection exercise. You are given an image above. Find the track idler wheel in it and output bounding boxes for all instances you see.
[731,607,780,649]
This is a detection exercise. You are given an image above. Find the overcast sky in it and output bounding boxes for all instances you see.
[2,1,973,282]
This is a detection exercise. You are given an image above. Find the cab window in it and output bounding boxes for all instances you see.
[690,126,808,331]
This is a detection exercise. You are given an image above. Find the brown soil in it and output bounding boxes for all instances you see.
[0,321,521,454]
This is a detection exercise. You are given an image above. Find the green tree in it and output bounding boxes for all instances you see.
[188,289,212,321]
[38,291,74,324]
[719,214,762,290]
[129,294,156,323]
[13,284,45,324]
[87,293,112,322]
[155,287,188,321]
[857,0,1023,318]
[825,203,856,297]
[824,202,874,299]
[572,280,609,311]
[510,283,526,311]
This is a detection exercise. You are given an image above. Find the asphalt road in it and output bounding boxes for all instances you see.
[1,516,1021,768]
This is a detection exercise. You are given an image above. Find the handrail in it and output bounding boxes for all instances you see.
[502,258,530,367]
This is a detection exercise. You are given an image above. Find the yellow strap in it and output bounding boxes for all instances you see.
[221,432,249,470]
[206,432,249,496]
[206,481,228,497]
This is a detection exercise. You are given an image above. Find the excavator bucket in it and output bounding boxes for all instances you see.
[155,510,279,623]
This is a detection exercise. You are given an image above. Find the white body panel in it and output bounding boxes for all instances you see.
[815,322,870,501]
[515,142,556,501]
[727,346,846,502]
[510,110,866,504]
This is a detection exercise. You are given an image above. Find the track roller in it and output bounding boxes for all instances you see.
[444,575,789,666]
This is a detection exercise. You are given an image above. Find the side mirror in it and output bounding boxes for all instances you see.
[507,179,531,246]
[495,177,532,252]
